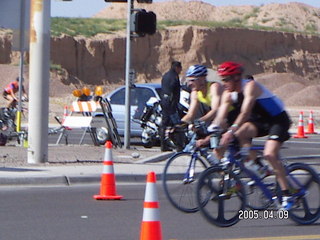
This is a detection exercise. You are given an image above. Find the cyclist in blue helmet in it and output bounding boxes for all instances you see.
[182,65,223,148]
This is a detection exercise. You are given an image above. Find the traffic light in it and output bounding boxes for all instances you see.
[104,0,152,2]
[104,0,127,2]
[137,0,152,3]
[132,10,157,36]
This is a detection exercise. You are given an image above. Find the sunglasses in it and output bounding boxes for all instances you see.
[222,76,234,82]
[187,78,199,82]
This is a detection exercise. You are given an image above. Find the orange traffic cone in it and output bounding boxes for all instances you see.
[140,172,162,240]
[306,111,317,134]
[93,141,123,200]
[62,106,72,130]
[62,106,68,124]
[293,111,308,138]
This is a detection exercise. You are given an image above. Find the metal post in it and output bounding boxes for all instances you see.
[27,0,50,163]
[16,0,26,133]
[124,0,133,149]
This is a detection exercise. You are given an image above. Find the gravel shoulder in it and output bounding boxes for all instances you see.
[0,144,165,167]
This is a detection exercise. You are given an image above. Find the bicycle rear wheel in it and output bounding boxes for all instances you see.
[196,166,246,227]
[162,152,208,213]
[99,99,122,148]
[283,162,320,225]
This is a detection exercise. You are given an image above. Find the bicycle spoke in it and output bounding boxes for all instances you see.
[300,197,313,219]
[217,198,225,223]
[304,176,315,190]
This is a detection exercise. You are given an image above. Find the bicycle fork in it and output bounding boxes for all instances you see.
[183,154,197,184]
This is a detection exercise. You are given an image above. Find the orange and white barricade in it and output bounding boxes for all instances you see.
[56,101,99,145]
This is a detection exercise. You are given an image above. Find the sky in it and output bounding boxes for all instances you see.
[51,0,320,18]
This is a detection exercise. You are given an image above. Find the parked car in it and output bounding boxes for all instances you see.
[103,83,162,137]
[94,83,191,138]
[92,83,163,141]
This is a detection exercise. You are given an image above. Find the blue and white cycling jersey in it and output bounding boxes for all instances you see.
[242,79,285,117]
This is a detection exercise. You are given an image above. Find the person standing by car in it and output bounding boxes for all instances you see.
[160,61,182,151]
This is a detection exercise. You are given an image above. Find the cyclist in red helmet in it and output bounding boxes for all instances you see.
[3,77,28,109]
[212,61,293,210]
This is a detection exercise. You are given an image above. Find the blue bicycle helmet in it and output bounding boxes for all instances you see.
[186,65,207,77]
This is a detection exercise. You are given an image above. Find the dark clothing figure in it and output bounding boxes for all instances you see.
[160,68,181,126]
[160,61,182,151]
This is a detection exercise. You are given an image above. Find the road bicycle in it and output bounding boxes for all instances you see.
[0,101,28,145]
[97,97,122,148]
[162,120,268,213]
[162,124,219,213]
[196,135,320,227]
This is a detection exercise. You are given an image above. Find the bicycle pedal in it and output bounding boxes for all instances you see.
[233,168,241,175]
[183,178,194,184]
[218,192,232,199]
[247,180,255,186]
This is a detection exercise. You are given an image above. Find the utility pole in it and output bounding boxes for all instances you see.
[27,0,50,163]
[124,0,133,149]
[105,0,155,149]
[16,0,26,133]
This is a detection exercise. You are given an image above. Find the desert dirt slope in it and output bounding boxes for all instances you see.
[1,1,320,121]
[95,1,320,33]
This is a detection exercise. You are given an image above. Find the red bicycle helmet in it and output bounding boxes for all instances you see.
[217,62,243,76]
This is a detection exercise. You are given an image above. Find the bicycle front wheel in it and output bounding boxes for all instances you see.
[162,152,208,213]
[196,166,246,227]
[283,162,320,225]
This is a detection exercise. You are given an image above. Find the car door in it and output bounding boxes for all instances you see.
[108,87,126,135]
[130,87,160,136]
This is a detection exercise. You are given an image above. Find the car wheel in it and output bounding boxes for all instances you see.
[96,127,110,145]
[142,140,154,148]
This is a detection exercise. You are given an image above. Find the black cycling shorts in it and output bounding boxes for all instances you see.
[250,111,291,142]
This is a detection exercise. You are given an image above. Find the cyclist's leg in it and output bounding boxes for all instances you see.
[234,122,258,158]
[3,94,14,109]
[6,95,17,109]
[264,140,288,190]
[263,113,292,209]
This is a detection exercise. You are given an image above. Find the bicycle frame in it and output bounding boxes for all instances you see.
[223,144,306,207]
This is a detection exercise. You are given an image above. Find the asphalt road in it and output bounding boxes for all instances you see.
[2,127,319,239]
[0,183,320,240]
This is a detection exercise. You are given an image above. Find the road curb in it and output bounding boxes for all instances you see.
[0,174,164,186]
[135,152,174,163]
[0,176,70,186]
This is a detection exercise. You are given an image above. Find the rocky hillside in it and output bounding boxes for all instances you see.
[33,27,320,83]
[2,26,320,84]
[95,1,320,34]
[2,1,320,108]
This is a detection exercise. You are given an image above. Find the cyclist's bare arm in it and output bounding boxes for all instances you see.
[232,81,262,129]
[213,90,232,127]
[9,90,18,101]
[219,81,261,146]
[181,90,199,123]
[199,82,222,123]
